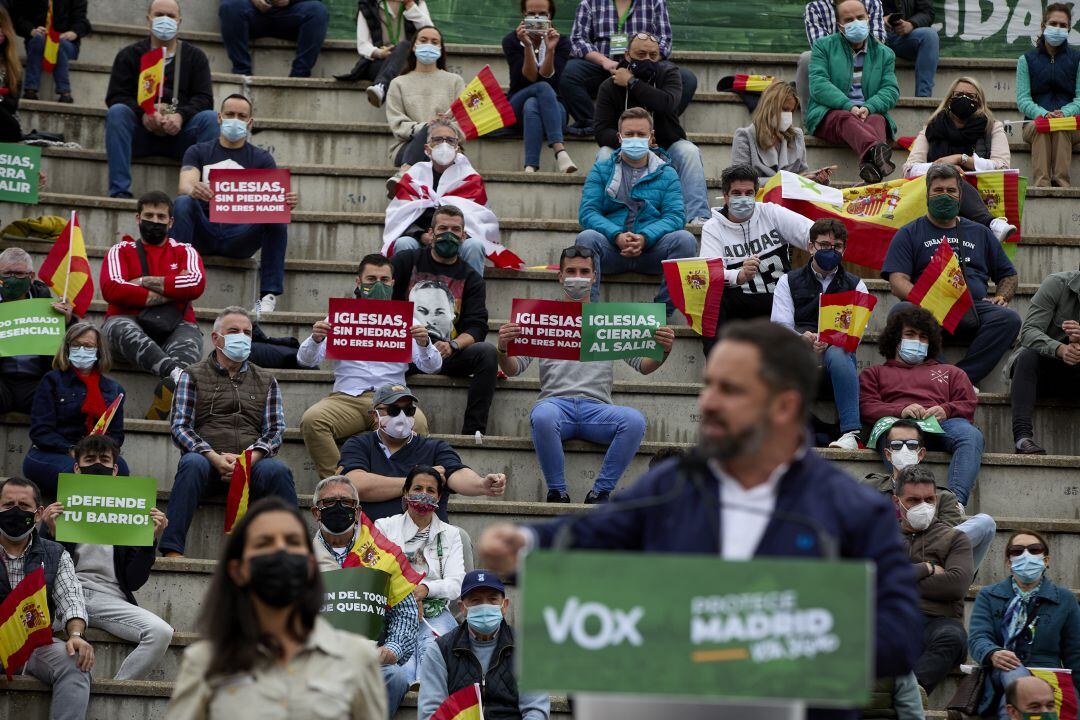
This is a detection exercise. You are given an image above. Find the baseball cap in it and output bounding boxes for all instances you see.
[372,383,417,407]
[460,569,505,598]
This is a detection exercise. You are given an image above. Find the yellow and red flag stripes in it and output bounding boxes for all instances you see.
[90,393,124,436]
[431,682,483,720]
[723,74,775,93]
[906,240,973,333]
[37,211,93,317]
[450,65,516,139]
[965,170,1027,259]
[42,0,61,72]
[1034,115,1080,133]
[343,513,424,607]
[137,47,166,115]
[224,449,253,534]
[1029,668,1078,720]
[662,257,725,337]
[818,290,877,352]
[0,567,52,678]
[896,136,917,150]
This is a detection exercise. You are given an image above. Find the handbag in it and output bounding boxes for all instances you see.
[134,240,185,341]
[945,666,986,718]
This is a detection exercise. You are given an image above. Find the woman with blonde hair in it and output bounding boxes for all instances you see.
[904,75,1016,241]
[731,81,834,186]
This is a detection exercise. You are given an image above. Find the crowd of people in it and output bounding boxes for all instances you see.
[1,0,1079,718]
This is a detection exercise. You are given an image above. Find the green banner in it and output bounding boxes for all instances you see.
[519,550,873,704]
[0,298,65,357]
[0,143,40,205]
[54,474,157,546]
[580,302,665,362]
[321,567,390,639]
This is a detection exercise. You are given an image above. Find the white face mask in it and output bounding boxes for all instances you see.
[378,410,415,440]
[903,501,935,532]
[430,143,457,166]
[888,446,920,471]
[778,111,794,132]
[562,276,592,300]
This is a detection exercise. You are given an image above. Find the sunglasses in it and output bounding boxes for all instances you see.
[886,440,922,451]
[1006,543,1047,558]
[317,499,359,510]
[632,32,660,43]
[381,404,418,418]
[560,246,595,259]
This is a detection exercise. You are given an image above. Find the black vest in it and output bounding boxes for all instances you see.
[788,263,862,333]
[438,621,522,720]
[1024,44,1080,113]
[0,534,65,619]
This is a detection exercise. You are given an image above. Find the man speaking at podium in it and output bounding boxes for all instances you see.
[478,319,921,716]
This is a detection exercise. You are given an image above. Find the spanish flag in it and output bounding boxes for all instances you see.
[718,74,775,93]
[431,683,483,720]
[137,47,166,115]
[450,65,516,140]
[37,211,93,317]
[965,170,1027,259]
[224,449,253,534]
[818,290,877,352]
[42,0,61,73]
[662,257,725,337]
[906,240,973,333]
[1034,116,1080,133]
[0,567,52,678]
[343,513,424,607]
[89,393,124,436]
[1029,668,1078,720]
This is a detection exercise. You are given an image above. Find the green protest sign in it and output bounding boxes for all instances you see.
[321,567,390,639]
[0,142,41,204]
[580,302,665,362]
[868,415,945,449]
[54,474,157,546]
[0,298,65,357]
[519,550,873,704]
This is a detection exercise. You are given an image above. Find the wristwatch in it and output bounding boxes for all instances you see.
[961,154,970,169]
[70,631,83,638]
[449,340,460,353]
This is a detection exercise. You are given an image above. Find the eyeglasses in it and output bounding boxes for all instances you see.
[381,404,418,418]
[811,240,846,252]
[560,247,595,259]
[0,271,32,279]
[317,498,359,510]
[886,440,922,452]
[1006,543,1047,558]
[429,137,459,147]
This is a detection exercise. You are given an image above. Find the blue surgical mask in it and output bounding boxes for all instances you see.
[1044,26,1070,47]
[414,43,442,65]
[898,338,928,365]
[1011,552,1046,584]
[619,137,650,160]
[220,333,252,363]
[151,16,178,41]
[727,195,756,220]
[814,248,843,272]
[843,19,870,44]
[68,347,98,370]
[466,603,503,634]
[221,118,248,142]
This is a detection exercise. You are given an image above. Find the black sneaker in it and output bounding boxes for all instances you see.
[868,142,895,177]
[584,490,610,504]
[23,89,38,100]
[145,375,178,421]
[1015,437,1047,455]
[546,489,570,503]
[859,162,882,185]
[57,92,74,104]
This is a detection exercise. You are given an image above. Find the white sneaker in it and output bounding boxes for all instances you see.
[688,216,710,227]
[254,293,277,315]
[366,83,385,108]
[989,217,1017,243]
[555,150,578,174]
[524,166,537,173]
[828,430,861,450]
[386,168,405,199]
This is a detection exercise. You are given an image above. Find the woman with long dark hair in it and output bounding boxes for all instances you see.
[167,498,386,719]
[0,6,23,141]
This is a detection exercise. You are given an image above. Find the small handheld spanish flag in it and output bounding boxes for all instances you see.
[818,290,877,352]
[662,257,725,337]
[137,47,166,115]
[906,241,973,333]
[1034,115,1080,133]
[42,0,61,73]
[89,393,124,436]
[450,65,516,140]
[717,74,776,94]
[343,513,425,607]
[37,211,93,318]
[0,567,52,678]
[1028,668,1078,720]
[431,682,483,720]
[224,449,253,534]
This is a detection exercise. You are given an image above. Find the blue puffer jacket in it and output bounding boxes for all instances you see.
[968,575,1080,715]
[29,368,125,452]
[577,149,686,248]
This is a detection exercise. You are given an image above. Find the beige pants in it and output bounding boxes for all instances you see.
[1023,122,1080,187]
[300,391,430,480]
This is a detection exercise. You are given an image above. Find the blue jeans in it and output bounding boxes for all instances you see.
[596,141,709,220]
[508,82,567,169]
[575,228,697,314]
[822,345,861,433]
[218,0,329,77]
[160,452,297,555]
[172,194,288,295]
[402,607,458,684]
[392,236,486,277]
[104,105,219,197]
[530,397,646,493]
[881,416,983,504]
[24,35,79,94]
[382,662,410,717]
[561,58,697,126]
[956,512,996,572]
[886,27,940,97]
[23,447,130,501]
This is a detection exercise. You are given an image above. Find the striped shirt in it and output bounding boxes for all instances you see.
[804,0,886,47]
[570,0,673,59]
[849,48,867,104]
[2,535,86,627]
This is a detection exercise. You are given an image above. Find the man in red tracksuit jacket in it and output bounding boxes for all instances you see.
[101,190,206,419]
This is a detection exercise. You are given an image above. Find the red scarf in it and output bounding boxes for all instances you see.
[78,369,107,433]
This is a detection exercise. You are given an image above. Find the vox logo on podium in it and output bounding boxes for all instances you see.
[542,597,644,650]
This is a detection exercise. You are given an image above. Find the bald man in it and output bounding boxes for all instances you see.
[1005,676,1056,720]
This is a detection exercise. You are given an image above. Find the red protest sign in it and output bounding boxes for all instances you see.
[208,168,291,224]
[507,298,581,361]
[325,298,413,362]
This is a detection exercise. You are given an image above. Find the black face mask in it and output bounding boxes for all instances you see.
[139,219,169,245]
[628,58,658,81]
[247,550,311,608]
[0,507,36,541]
[318,501,357,535]
[79,463,114,477]
[948,95,978,120]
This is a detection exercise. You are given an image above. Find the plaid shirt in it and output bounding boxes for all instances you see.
[804,0,886,47]
[571,0,673,59]
[2,535,86,627]
[171,358,285,457]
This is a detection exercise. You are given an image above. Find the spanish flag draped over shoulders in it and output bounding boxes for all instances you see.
[1029,668,1078,720]
[906,240,974,333]
[662,257,725,337]
[343,513,424,607]
[37,211,93,317]
[818,290,877,352]
[431,683,483,720]
[224,449,253,534]
[42,0,61,73]
[450,65,516,139]
[138,47,166,115]
[0,566,52,678]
